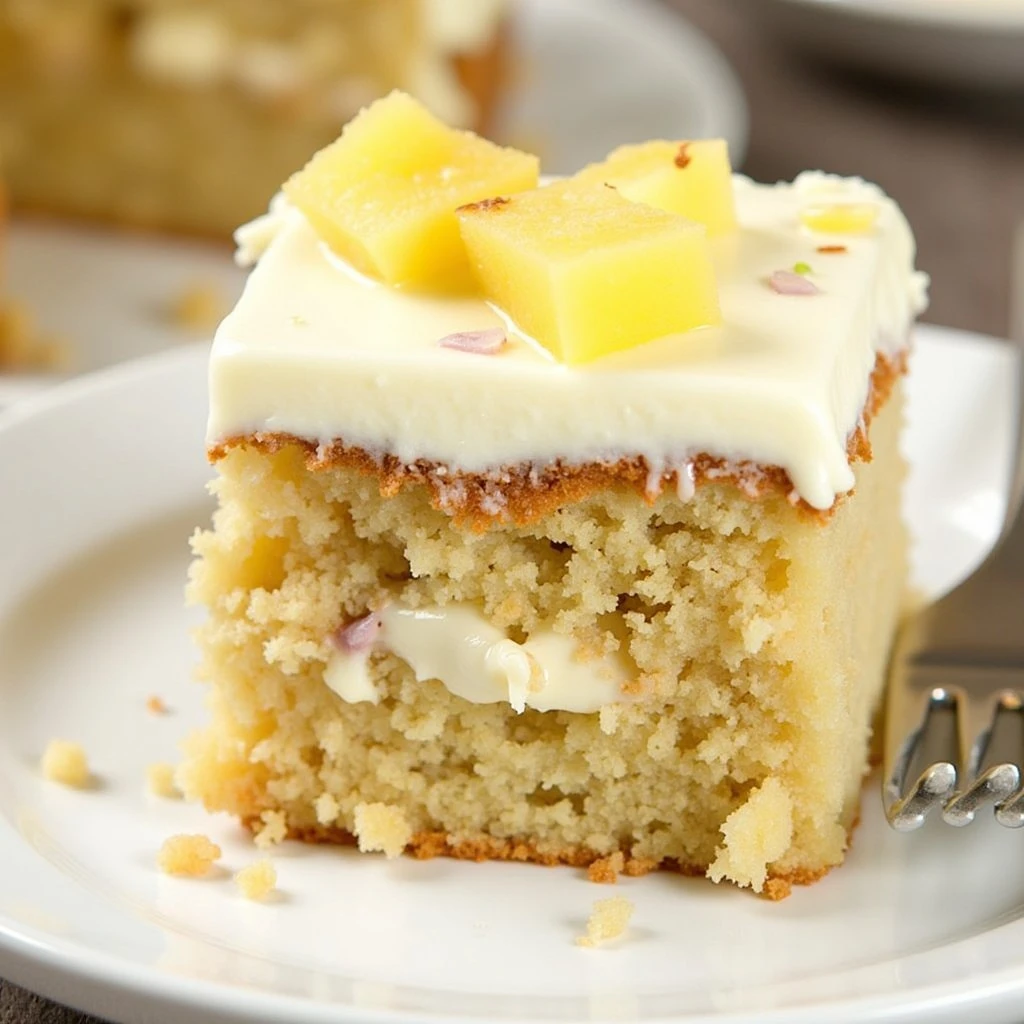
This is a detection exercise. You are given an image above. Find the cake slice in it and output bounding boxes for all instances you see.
[0,0,508,235]
[184,96,928,896]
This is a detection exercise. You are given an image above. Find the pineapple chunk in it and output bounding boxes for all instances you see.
[800,203,879,234]
[457,183,720,365]
[575,139,737,236]
[284,91,539,291]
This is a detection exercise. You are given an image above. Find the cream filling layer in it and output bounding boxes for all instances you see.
[325,605,629,714]
[210,172,928,511]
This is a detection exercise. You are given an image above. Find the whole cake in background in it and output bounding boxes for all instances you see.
[183,92,928,898]
[0,0,507,236]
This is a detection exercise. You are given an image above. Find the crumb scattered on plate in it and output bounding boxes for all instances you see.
[157,834,222,877]
[576,897,634,948]
[353,802,412,859]
[146,762,181,799]
[235,859,277,901]
[40,739,90,788]
[0,299,70,370]
[253,809,288,850]
[145,695,169,715]
[169,282,227,333]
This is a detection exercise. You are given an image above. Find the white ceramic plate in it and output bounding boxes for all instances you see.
[745,0,1024,89]
[0,325,1022,1024]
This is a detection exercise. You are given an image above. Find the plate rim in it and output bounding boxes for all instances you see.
[2,322,1024,1024]
[536,0,750,163]
[761,0,1024,31]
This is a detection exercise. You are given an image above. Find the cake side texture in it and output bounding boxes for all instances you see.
[182,370,906,895]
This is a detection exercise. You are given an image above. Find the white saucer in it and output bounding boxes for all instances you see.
[500,0,748,174]
[746,0,1024,89]
[0,326,1022,1024]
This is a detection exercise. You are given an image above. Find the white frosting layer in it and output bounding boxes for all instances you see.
[210,172,928,510]
[325,605,628,713]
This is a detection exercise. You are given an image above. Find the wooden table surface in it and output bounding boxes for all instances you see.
[4,3,1024,1022]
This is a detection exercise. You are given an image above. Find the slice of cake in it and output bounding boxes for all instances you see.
[184,94,928,897]
[0,0,508,236]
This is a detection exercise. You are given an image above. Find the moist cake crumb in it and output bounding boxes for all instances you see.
[576,897,634,947]
[254,809,288,850]
[170,282,228,334]
[146,695,169,715]
[41,740,90,788]
[315,792,340,825]
[146,762,181,799]
[157,834,222,877]
[706,777,793,895]
[353,802,412,859]
[235,859,278,900]
[587,851,625,884]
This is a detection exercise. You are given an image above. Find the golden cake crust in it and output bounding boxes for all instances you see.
[210,348,906,530]
[245,818,857,901]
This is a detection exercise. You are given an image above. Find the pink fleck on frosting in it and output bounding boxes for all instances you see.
[439,328,507,355]
[333,611,383,653]
[768,270,820,296]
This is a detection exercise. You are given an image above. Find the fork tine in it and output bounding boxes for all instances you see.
[988,691,1024,826]
[884,685,958,830]
[942,687,1022,825]
[996,789,1024,827]
[889,762,957,832]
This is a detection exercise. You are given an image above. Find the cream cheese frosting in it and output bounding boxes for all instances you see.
[209,172,928,511]
[325,604,629,713]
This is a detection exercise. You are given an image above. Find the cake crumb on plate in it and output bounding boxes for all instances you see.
[576,897,634,948]
[235,859,277,901]
[169,282,227,334]
[40,740,90,788]
[146,762,181,799]
[145,695,169,715]
[0,299,70,371]
[157,834,222,877]
[353,802,412,859]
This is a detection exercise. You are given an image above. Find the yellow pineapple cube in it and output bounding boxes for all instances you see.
[575,139,737,236]
[800,203,879,235]
[457,183,720,365]
[284,91,539,291]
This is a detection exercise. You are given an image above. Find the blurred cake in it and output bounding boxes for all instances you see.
[183,93,928,897]
[0,1,508,236]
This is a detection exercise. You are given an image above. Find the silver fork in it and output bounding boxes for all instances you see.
[884,224,1024,831]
